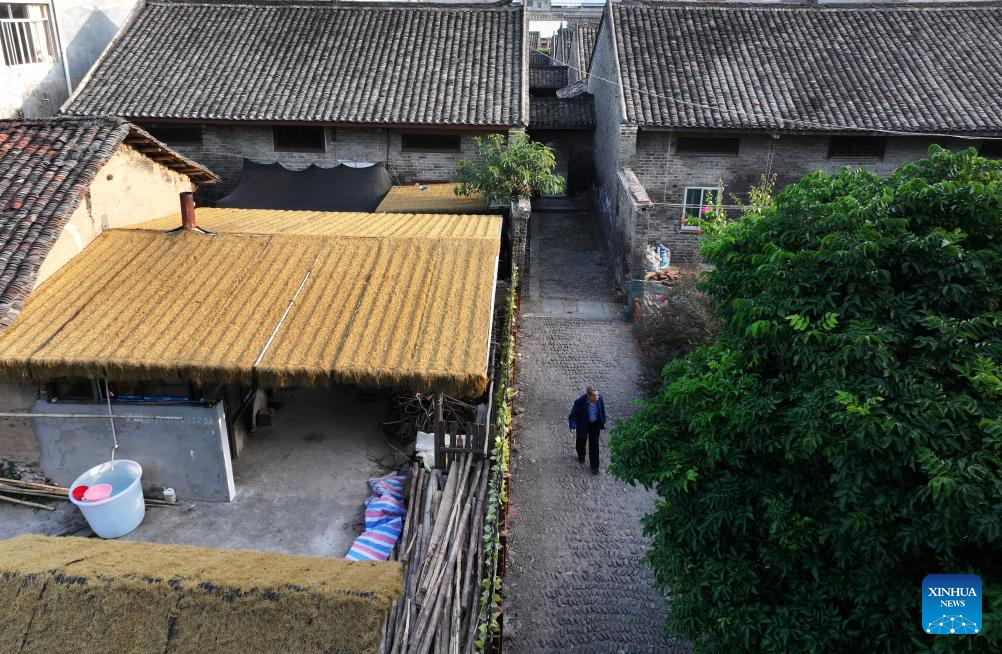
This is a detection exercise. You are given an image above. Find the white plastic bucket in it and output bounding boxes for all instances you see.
[68,460,146,538]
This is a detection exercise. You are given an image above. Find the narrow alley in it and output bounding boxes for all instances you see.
[505,202,686,652]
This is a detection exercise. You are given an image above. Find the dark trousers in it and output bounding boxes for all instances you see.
[576,422,601,470]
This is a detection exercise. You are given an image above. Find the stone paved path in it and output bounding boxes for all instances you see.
[505,207,686,653]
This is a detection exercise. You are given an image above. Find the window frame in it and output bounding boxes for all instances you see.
[681,186,720,231]
[272,125,326,153]
[675,137,741,157]
[0,2,57,67]
[827,136,887,160]
[401,132,462,154]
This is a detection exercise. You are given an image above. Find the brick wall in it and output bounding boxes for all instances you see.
[166,125,499,199]
[627,132,975,275]
[637,205,702,272]
[588,8,639,284]
[510,197,531,275]
[632,132,973,206]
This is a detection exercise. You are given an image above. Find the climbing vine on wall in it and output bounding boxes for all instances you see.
[475,266,518,652]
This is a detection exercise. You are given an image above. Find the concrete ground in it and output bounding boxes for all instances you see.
[0,388,402,558]
[505,204,688,652]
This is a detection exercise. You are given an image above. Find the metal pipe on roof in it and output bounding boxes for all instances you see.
[180,192,197,229]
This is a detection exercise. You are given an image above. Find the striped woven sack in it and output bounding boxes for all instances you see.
[346,473,407,561]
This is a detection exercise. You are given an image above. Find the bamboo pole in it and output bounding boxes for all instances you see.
[412,469,479,654]
[0,478,70,493]
[418,459,461,589]
[419,454,475,603]
[460,461,491,652]
[0,493,55,510]
[451,549,462,654]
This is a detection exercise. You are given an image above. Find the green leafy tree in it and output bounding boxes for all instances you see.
[454,132,564,204]
[611,146,1002,653]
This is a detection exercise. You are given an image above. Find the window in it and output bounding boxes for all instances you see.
[828,136,886,159]
[141,123,202,146]
[273,126,325,152]
[675,137,740,156]
[980,140,1002,159]
[682,187,720,228]
[1,3,56,66]
[402,133,461,153]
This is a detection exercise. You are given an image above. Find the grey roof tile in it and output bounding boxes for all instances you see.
[530,96,595,128]
[612,1,1002,133]
[530,66,569,90]
[574,22,598,73]
[0,117,216,328]
[66,0,526,127]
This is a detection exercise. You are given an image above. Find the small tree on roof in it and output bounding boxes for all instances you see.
[454,131,565,204]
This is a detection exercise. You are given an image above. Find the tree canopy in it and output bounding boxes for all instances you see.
[454,132,564,204]
[611,146,1002,653]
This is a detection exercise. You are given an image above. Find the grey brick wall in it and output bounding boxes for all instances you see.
[167,125,499,198]
[510,197,531,275]
[632,131,973,207]
[638,205,702,272]
[628,132,974,275]
[588,10,639,285]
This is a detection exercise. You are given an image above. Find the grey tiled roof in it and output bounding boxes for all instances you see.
[530,96,595,129]
[0,117,217,328]
[65,1,526,127]
[574,22,598,73]
[530,52,551,67]
[529,66,569,90]
[612,1,1002,133]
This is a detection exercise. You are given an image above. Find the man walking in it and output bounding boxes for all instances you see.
[568,386,606,474]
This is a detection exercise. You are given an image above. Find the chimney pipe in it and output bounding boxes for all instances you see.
[180,192,196,229]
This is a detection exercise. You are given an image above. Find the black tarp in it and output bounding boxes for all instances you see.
[217,159,393,211]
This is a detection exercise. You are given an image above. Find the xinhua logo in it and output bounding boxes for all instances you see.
[923,574,982,635]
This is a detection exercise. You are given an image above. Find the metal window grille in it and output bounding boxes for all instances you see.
[0,3,56,66]
[675,137,740,156]
[402,133,461,152]
[273,126,326,152]
[142,123,203,146]
[980,140,1002,159]
[828,136,886,159]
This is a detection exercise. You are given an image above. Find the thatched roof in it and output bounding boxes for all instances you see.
[375,184,489,215]
[0,209,501,394]
[131,206,498,238]
[0,535,401,654]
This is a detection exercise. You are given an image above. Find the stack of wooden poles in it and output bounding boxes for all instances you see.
[0,478,180,510]
[382,454,490,654]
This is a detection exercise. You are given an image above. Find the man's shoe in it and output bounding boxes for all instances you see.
[590,467,599,475]
[577,455,585,464]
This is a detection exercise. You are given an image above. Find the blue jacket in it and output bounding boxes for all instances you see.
[568,394,606,432]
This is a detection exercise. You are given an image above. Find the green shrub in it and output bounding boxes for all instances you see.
[611,147,1002,653]
[634,276,719,388]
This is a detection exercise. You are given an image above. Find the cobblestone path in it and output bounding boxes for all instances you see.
[505,207,686,653]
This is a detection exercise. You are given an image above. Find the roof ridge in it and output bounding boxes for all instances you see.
[148,0,520,10]
[0,115,126,128]
[616,0,1002,10]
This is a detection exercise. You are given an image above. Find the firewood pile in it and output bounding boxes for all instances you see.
[381,393,477,446]
[643,266,682,285]
[382,455,490,654]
